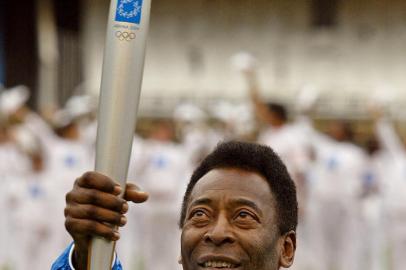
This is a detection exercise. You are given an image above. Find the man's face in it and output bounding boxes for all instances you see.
[180,168,291,270]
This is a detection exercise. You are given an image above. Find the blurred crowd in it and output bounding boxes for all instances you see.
[0,59,406,270]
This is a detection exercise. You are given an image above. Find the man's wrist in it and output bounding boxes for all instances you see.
[71,244,88,270]
[69,244,117,270]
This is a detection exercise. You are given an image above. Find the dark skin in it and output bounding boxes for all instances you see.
[181,168,295,270]
[55,123,80,141]
[64,169,295,270]
[64,172,148,269]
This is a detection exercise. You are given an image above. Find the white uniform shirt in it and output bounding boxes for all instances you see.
[123,139,190,270]
[258,122,312,178]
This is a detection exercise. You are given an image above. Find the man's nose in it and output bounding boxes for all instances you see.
[203,213,235,246]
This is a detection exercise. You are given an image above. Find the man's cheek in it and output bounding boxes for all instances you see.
[239,233,265,252]
[239,232,279,266]
[181,228,201,258]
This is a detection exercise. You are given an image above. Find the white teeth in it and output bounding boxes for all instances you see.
[203,261,235,268]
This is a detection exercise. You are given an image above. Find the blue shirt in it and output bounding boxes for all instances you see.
[51,243,122,270]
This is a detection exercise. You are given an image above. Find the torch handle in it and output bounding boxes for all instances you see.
[88,1,152,269]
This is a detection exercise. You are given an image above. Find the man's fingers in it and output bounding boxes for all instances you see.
[65,204,127,227]
[66,187,127,213]
[65,217,120,241]
[124,183,149,203]
[76,171,122,195]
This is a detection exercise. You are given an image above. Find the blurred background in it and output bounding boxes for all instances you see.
[0,0,406,269]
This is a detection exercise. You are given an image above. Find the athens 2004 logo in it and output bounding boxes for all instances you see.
[115,0,143,24]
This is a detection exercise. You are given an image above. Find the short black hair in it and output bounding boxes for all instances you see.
[267,102,288,122]
[179,141,298,234]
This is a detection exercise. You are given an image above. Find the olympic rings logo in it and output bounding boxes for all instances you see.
[115,31,136,41]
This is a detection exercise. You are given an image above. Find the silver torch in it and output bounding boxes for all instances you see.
[89,0,152,269]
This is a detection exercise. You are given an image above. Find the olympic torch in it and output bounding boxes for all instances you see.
[88,0,152,269]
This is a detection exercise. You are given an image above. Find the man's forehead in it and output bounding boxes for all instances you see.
[189,168,272,201]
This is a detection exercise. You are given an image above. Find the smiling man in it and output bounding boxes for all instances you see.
[52,141,298,270]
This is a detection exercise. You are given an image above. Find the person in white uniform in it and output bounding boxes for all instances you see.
[65,94,99,152]
[0,88,91,270]
[2,127,64,270]
[304,119,367,270]
[208,100,256,142]
[45,109,96,257]
[237,57,311,210]
[372,112,406,270]
[0,85,56,175]
[0,85,54,144]
[126,120,191,270]
[0,123,31,269]
[173,102,223,166]
[357,136,385,270]
[48,109,94,181]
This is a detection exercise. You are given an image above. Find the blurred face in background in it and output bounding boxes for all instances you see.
[267,112,285,128]
[149,120,175,142]
[55,123,80,141]
[328,120,353,142]
[266,104,287,128]
[365,137,380,156]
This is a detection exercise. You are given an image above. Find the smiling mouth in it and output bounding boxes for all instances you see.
[199,260,240,268]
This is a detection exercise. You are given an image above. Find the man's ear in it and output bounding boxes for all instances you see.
[279,230,296,268]
[178,255,183,265]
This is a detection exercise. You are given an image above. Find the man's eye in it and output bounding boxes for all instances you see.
[235,210,257,221]
[238,211,251,218]
[190,209,208,219]
[193,210,205,217]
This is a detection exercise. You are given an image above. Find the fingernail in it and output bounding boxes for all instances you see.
[120,216,127,226]
[113,231,120,240]
[132,190,148,199]
[121,202,129,213]
[114,185,122,194]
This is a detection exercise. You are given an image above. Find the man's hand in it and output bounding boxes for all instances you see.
[64,171,148,269]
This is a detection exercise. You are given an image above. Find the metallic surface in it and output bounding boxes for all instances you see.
[88,0,152,269]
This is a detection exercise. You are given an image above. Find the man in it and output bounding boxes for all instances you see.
[52,141,298,270]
